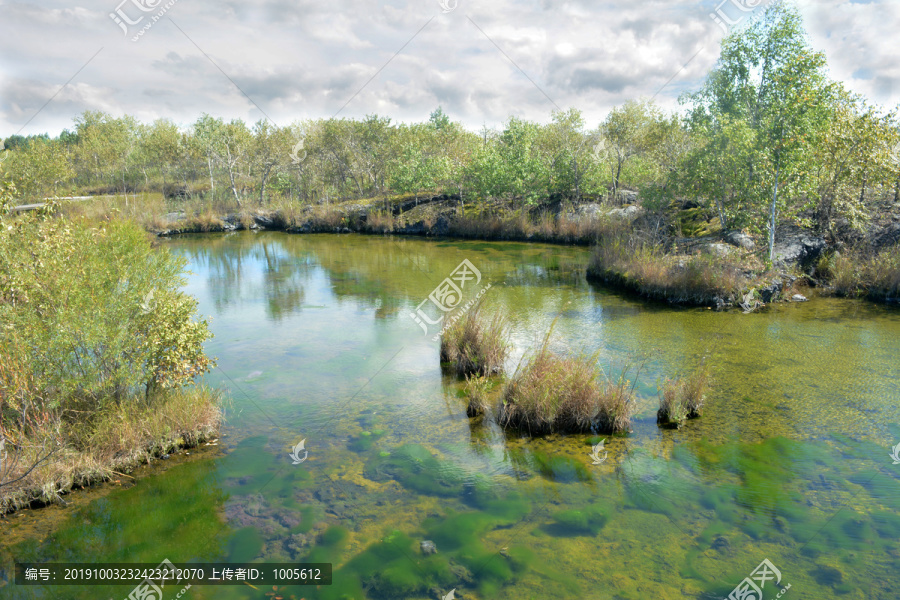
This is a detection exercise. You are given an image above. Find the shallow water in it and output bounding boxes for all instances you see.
[2,231,899,600]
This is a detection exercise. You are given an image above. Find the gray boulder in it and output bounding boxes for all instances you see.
[773,231,827,267]
[699,243,737,257]
[724,231,756,251]
[759,279,783,303]
[607,205,641,220]
[420,540,437,555]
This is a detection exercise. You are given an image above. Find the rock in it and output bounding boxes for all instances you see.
[699,243,736,257]
[607,205,641,220]
[711,536,730,552]
[759,279,783,303]
[791,294,808,302]
[773,229,827,267]
[617,190,639,204]
[431,215,450,236]
[253,214,275,228]
[420,540,437,555]
[724,231,756,251]
[573,203,604,219]
[872,222,900,250]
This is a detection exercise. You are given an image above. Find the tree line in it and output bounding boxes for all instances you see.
[2,1,898,262]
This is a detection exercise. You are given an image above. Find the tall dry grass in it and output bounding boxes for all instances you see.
[440,300,510,377]
[656,364,711,428]
[830,247,900,303]
[587,233,744,305]
[498,326,636,435]
[1,387,221,513]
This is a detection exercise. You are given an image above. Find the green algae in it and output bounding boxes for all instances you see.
[6,232,900,600]
[363,443,466,497]
[550,504,610,535]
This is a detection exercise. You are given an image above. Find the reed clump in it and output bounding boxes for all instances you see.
[439,301,510,377]
[498,327,636,435]
[656,364,711,428]
[464,374,491,418]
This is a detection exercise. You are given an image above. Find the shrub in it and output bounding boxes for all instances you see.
[0,214,219,511]
[439,301,509,377]
[830,247,900,303]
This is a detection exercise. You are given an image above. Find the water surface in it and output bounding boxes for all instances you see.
[2,232,899,600]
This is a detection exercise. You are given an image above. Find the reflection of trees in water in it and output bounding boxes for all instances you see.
[254,240,307,321]
[176,233,311,321]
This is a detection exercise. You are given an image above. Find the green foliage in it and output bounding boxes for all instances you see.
[0,216,215,414]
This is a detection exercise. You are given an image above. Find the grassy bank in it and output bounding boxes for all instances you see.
[586,231,748,306]
[0,387,221,513]
[827,247,900,304]
[47,191,900,307]
[0,209,220,513]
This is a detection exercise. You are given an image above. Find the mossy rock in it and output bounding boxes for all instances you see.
[551,504,610,535]
[348,429,386,453]
[526,450,593,484]
[363,444,466,497]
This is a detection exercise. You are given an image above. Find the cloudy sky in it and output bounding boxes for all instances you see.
[0,0,898,136]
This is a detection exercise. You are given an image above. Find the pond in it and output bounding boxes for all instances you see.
[2,231,899,600]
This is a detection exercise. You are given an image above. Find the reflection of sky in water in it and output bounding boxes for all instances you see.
[3,232,900,599]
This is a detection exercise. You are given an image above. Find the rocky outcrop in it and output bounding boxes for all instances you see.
[724,231,756,251]
[773,228,827,267]
[871,223,900,250]
[699,242,737,257]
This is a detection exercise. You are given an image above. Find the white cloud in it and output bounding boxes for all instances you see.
[0,0,896,136]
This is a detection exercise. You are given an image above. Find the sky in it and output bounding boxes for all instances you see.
[0,0,898,137]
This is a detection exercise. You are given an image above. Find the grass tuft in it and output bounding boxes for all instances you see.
[440,301,510,377]
[656,364,711,428]
[498,325,636,435]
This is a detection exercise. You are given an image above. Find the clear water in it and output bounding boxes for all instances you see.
[2,231,900,600]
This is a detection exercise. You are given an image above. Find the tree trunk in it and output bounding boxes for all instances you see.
[207,155,215,194]
[768,165,780,265]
